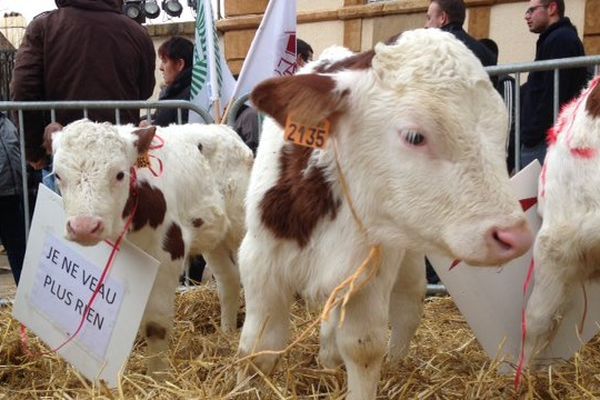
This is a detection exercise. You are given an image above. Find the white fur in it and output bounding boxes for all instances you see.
[524,78,600,366]
[51,120,253,374]
[238,29,532,399]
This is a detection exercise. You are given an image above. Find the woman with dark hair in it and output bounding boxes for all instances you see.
[152,36,194,127]
[148,36,207,283]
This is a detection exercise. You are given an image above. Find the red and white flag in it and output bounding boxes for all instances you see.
[231,0,297,101]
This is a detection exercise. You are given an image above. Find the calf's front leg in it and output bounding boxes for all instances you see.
[388,250,425,362]
[237,243,293,380]
[141,261,180,375]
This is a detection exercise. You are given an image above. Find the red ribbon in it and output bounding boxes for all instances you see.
[147,134,165,178]
[514,257,536,390]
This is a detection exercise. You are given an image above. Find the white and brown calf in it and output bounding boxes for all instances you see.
[237,29,533,400]
[524,77,600,365]
[46,120,253,374]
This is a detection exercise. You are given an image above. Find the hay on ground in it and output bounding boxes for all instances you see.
[1,283,599,399]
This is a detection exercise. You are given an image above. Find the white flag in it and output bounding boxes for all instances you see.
[190,0,237,122]
[231,0,297,101]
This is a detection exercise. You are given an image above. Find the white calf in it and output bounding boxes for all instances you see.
[47,120,253,373]
[237,29,533,399]
[524,77,600,365]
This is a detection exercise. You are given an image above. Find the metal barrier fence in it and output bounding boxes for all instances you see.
[485,54,600,172]
[3,54,600,297]
[0,100,213,236]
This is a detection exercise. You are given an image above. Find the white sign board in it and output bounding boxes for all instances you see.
[428,161,600,371]
[13,184,160,387]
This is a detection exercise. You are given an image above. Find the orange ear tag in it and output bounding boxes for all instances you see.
[284,115,331,149]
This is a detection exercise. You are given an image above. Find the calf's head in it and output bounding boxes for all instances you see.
[47,120,157,246]
[252,29,532,266]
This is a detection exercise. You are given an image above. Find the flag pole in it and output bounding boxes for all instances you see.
[214,98,222,123]
[220,98,233,124]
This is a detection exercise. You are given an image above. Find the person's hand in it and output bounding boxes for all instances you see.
[139,120,152,128]
[28,159,47,170]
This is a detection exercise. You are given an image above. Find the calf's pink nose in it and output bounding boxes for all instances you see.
[66,216,104,241]
[486,220,533,262]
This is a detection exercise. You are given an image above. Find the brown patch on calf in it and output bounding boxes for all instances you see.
[131,126,157,154]
[251,74,346,128]
[163,222,185,260]
[314,49,375,74]
[192,218,204,228]
[145,321,166,340]
[122,181,167,231]
[586,82,600,118]
[43,122,63,155]
[260,145,340,247]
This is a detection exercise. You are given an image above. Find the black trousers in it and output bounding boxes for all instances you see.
[0,195,27,285]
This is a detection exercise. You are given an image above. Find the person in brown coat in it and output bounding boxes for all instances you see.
[10,0,156,169]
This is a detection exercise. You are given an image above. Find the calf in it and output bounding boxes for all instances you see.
[237,28,533,400]
[46,120,253,374]
[524,77,600,365]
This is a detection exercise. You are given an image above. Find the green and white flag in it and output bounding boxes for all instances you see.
[190,0,236,122]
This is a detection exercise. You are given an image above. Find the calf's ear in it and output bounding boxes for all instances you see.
[43,122,63,155]
[131,126,157,155]
[251,74,348,128]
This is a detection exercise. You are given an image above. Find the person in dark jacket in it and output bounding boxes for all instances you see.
[144,36,205,283]
[520,0,588,168]
[151,36,194,127]
[10,0,156,169]
[480,38,518,174]
[0,113,27,285]
[425,0,497,67]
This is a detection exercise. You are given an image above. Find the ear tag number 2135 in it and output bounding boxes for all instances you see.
[284,116,331,149]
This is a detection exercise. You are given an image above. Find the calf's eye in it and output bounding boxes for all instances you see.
[54,173,61,181]
[404,130,426,146]
[116,171,125,181]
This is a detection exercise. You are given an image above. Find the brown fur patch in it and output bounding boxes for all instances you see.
[260,145,340,247]
[586,83,600,118]
[43,122,63,155]
[145,321,166,340]
[163,222,185,260]
[192,218,204,228]
[122,181,167,231]
[131,126,157,154]
[314,49,375,74]
[251,74,345,128]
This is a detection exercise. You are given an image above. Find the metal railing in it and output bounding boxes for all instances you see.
[485,54,600,172]
[226,93,252,127]
[0,99,213,237]
[4,55,600,298]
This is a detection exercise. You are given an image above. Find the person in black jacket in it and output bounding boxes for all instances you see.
[151,36,194,127]
[425,0,497,67]
[520,0,588,168]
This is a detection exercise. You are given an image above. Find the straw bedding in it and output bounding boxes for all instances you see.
[1,284,599,399]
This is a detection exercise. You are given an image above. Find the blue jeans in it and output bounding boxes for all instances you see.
[520,141,547,169]
[42,167,58,193]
